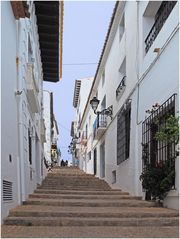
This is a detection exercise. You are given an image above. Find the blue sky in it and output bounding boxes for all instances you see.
[43,1,115,161]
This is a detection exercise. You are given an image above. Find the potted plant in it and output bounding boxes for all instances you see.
[140,113,179,203]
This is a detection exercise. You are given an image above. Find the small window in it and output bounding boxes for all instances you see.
[102,70,105,87]
[9,154,12,163]
[88,151,91,161]
[119,14,125,42]
[96,91,98,99]
[28,35,34,63]
[89,115,91,125]
[28,129,32,165]
[85,124,88,139]
[101,95,106,111]
[119,57,126,76]
[30,168,33,181]
[112,170,116,184]
[116,58,126,99]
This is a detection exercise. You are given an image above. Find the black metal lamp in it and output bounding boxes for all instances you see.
[72,136,79,144]
[90,96,113,119]
[90,97,100,114]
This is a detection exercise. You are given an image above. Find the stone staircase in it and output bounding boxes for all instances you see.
[2,167,179,238]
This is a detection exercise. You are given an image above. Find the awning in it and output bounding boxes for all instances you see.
[34,1,63,82]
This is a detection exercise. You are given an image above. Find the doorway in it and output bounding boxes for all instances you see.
[100,142,105,178]
[93,148,97,175]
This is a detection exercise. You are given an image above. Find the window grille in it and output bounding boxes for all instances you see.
[145,1,177,53]
[3,180,13,202]
[117,103,131,165]
[142,94,177,187]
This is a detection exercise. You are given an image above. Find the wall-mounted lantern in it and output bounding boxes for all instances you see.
[90,96,113,119]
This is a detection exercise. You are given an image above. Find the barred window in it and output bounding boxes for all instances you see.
[142,94,176,187]
[117,103,131,165]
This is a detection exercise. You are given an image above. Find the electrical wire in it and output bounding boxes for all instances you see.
[63,63,98,66]
[57,122,71,133]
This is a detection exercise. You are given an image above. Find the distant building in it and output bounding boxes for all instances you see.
[1,1,63,222]
[43,91,59,168]
[72,1,179,209]
[51,117,60,165]
[71,77,93,167]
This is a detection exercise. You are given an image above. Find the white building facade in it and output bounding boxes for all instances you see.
[72,1,179,209]
[43,91,59,166]
[43,91,52,164]
[72,77,93,168]
[1,1,63,222]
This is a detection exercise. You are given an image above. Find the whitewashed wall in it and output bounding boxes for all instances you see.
[76,1,179,209]
[43,91,51,163]
[17,5,43,200]
[1,1,44,222]
[1,1,20,222]
[137,1,179,208]
[74,77,93,170]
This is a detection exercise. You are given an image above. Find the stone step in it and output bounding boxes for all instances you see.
[1,225,179,238]
[29,193,142,200]
[8,205,179,218]
[4,216,179,227]
[34,189,128,195]
[46,174,95,178]
[41,182,110,189]
[37,186,111,190]
[44,175,103,179]
[23,198,157,207]
[42,180,108,185]
[3,167,179,238]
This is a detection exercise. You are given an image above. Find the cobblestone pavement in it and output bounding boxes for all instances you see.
[1,225,179,238]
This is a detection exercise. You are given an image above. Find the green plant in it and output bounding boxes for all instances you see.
[140,160,175,200]
[140,114,179,201]
[155,115,179,144]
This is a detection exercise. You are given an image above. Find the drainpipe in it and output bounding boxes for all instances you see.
[136,0,141,126]
[15,20,22,204]
[134,1,142,197]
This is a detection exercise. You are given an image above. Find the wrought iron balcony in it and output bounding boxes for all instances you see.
[116,76,126,98]
[145,1,177,53]
[93,113,107,140]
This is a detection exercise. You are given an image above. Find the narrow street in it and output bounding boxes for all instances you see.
[1,167,179,238]
[1,1,179,237]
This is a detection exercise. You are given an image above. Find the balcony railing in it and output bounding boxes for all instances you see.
[93,113,107,140]
[116,76,126,98]
[145,1,177,53]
